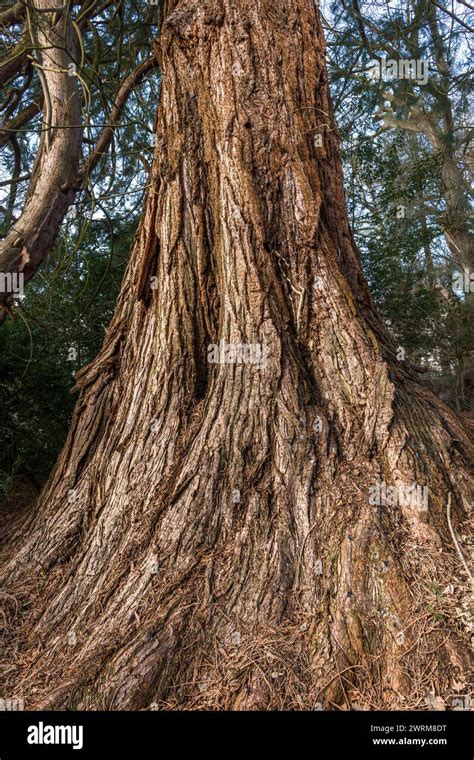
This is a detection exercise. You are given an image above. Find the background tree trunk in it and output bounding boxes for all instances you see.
[0,0,82,318]
[1,0,472,711]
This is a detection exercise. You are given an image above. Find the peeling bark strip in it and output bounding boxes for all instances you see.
[0,0,82,315]
[1,0,473,711]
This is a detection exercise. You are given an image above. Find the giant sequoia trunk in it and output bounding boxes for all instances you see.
[1,0,472,711]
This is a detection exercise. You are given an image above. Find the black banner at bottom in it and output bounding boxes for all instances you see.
[0,710,471,758]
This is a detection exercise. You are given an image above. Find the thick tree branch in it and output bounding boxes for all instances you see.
[0,36,29,87]
[0,1,25,26]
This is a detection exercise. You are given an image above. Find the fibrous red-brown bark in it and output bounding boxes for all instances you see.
[1,0,472,711]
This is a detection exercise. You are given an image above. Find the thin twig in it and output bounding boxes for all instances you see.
[446,493,472,583]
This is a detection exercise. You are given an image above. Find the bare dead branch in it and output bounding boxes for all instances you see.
[79,55,159,180]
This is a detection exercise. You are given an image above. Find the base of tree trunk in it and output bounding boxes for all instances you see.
[1,351,471,710]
